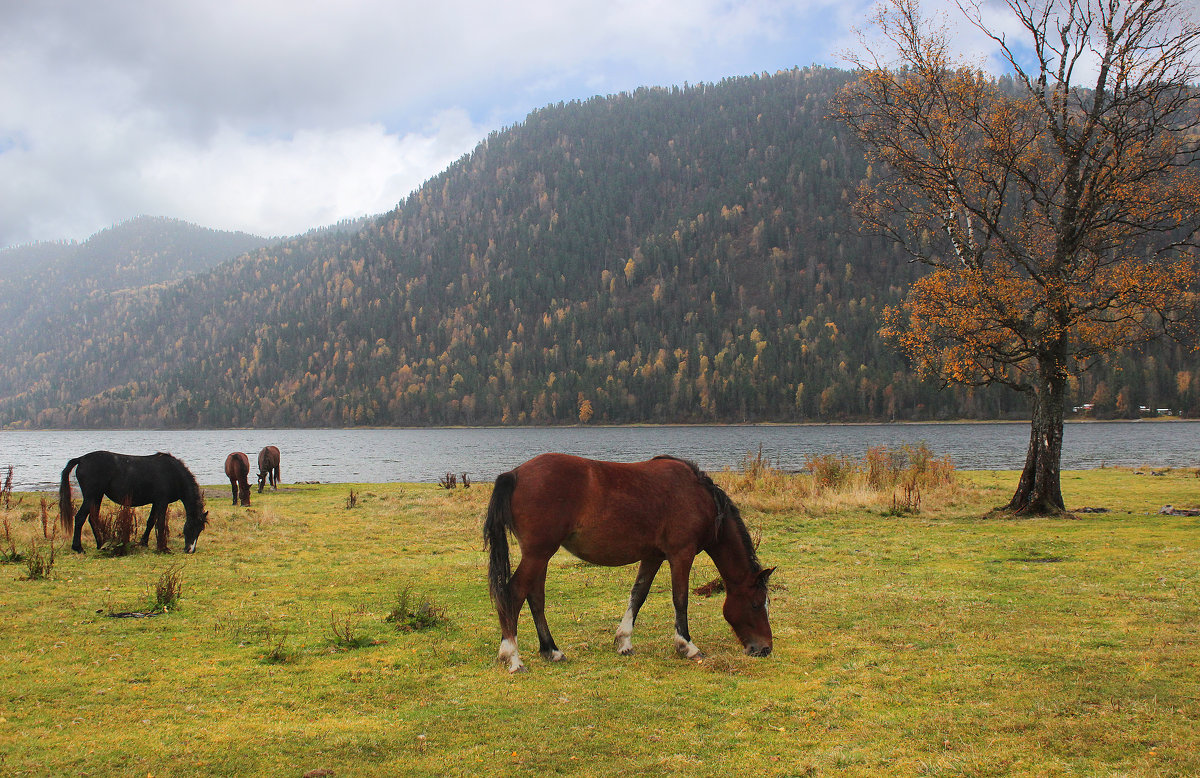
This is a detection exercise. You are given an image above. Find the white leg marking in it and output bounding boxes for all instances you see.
[615,608,635,655]
[545,649,566,662]
[674,633,703,660]
[498,638,527,673]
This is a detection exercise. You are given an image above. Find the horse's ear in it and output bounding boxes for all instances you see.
[757,567,775,587]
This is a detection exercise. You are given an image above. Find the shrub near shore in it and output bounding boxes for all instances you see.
[0,464,1197,776]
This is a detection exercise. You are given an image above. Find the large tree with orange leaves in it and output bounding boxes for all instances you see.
[833,0,1200,514]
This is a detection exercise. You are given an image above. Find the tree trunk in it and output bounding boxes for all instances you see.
[1007,373,1067,515]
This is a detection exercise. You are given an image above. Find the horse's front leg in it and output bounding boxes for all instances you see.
[669,554,703,659]
[616,558,663,655]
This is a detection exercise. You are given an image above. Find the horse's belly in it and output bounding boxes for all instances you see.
[104,490,155,508]
[561,533,648,568]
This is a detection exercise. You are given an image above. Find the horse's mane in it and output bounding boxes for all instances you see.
[158,452,206,525]
[651,455,760,570]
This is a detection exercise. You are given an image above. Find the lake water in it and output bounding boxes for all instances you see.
[1,421,1196,491]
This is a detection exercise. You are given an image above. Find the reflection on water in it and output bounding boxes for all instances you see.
[0,421,1196,490]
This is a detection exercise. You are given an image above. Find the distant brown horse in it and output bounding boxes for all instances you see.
[225,452,251,506]
[483,453,774,673]
[257,446,280,492]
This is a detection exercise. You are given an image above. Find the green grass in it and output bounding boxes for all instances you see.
[0,469,1197,776]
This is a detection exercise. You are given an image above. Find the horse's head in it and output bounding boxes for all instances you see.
[723,566,774,657]
[183,510,208,554]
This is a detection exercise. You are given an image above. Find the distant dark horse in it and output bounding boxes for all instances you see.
[257,446,280,493]
[225,452,251,506]
[59,451,208,554]
[483,453,774,673]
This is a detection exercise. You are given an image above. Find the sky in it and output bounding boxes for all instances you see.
[0,0,1008,250]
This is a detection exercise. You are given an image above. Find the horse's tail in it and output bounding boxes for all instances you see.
[483,470,518,624]
[58,458,80,533]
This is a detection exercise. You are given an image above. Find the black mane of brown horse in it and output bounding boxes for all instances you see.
[483,452,773,673]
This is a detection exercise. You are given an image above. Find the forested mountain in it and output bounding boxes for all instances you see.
[0,216,270,331]
[0,67,1195,429]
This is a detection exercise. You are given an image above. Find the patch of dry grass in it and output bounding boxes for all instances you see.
[717,443,969,516]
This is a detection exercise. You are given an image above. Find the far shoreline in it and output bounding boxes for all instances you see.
[3,416,1197,433]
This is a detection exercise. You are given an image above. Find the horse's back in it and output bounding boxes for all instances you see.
[508,453,716,565]
[226,452,249,477]
[258,446,280,469]
[72,450,124,484]
[74,451,184,506]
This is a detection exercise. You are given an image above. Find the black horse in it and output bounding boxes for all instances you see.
[59,451,208,554]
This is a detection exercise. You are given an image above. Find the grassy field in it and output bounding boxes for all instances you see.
[1,464,1198,776]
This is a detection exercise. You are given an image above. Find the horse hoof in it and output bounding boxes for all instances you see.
[508,662,528,674]
[542,649,566,662]
[674,636,704,660]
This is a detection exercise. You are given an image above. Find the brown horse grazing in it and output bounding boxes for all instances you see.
[483,453,774,673]
[257,446,280,493]
[224,452,251,506]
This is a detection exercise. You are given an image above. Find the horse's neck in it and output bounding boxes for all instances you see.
[708,521,758,585]
[178,480,201,520]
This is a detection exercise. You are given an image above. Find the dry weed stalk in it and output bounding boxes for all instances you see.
[40,497,52,539]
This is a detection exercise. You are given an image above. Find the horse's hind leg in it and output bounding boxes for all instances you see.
[141,504,163,546]
[71,499,96,552]
[525,559,564,662]
[616,558,663,656]
[497,554,555,672]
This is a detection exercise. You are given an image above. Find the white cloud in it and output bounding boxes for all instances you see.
[138,111,487,238]
[1,0,948,249]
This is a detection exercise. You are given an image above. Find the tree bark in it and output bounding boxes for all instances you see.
[1007,372,1067,515]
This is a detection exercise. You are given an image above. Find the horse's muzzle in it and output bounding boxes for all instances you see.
[746,644,772,658]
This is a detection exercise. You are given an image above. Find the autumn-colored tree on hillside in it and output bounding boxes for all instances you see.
[833,0,1200,514]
